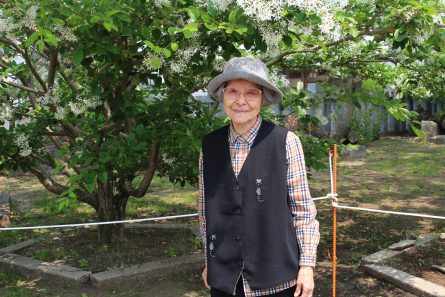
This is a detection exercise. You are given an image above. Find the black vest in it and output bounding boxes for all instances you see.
[202,121,299,294]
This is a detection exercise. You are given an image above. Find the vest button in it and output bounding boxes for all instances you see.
[235,208,241,215]
[235,185,240,190]
[235,235,241,241]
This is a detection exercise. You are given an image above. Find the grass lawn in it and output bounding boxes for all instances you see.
[0,137,444,296]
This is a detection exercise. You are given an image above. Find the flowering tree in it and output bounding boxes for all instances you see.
[0,0,443,243]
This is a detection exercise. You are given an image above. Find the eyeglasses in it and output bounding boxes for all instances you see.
[223,87,262,101]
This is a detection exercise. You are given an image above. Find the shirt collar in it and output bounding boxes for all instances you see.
[229,117,262,145]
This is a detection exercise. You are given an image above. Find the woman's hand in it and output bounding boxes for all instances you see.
[294,266,314,297]
[202,265,210,290]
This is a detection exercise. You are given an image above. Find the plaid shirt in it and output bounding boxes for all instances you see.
[198,117,320,296]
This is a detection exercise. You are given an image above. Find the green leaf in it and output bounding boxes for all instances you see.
[168,27,178,36]
[152,28,162,40]
[282,35,292,47]
[72,49,84,66]
[162,48,171,58]
[185,22,199,32]
[97,171,108,183]
[57,7,71,16]
[186,7,200,20]
[86,181,95,193]
[149,56,162,69]
[394,29,406,42]
[183,29,194,39]
[90,16,102,23]
[349,27,359,37]
[36,40,45,52]
[204,22,218,31]
[228,11,236,23]
[103,22,118,32]
[26,32,40,47]
[170,42,179,51]
[52,18,65,25]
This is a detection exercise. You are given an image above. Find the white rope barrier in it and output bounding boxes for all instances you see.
[332,202,445,220]
[0,213,198,231]
[1,151,443,231]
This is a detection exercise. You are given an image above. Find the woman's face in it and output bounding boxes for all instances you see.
[222,79,263,128]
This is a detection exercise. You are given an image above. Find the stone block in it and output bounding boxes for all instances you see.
[0,253,91,286]
[415,233,436,246]
[430,135,445,144]
[422,121,440,137]
[365,264,445,297]
[0,192,11,228]
[361,249,403,264]
[0,239,38,255]
[341,145,366,158]
[388,239,415,251]
[90,252,203,289]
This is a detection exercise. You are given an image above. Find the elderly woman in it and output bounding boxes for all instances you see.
[198,57,320,297]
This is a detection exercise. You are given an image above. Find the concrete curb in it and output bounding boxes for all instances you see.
[0,253,91,286]
[0,239,38,255]
[365,264,445,297]
[90,252,204,289]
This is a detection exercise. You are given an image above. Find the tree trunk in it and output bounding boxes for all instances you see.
[97,182,129,244]
[332,102,355,142]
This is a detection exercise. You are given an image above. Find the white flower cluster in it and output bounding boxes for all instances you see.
[54,24,77,42]
[0,5,38,42]
[15,133,32,157]
[256,22,283,57]
[68,94,101,116]
[0,103,13,122]
[212,59,226,72]
[54,106,65,120]
[268,69,289,88]
[236,0,285,21]
[169,46,208,73]
[154,0,171,8]
[413,30,431,45]
[38,88,60,106]
[202,0,346,41]
[210,0,232,11]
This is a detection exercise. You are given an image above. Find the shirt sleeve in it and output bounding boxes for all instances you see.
[286,131,320,267]
[198,149,207,265]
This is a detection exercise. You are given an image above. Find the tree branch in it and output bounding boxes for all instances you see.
[47,50,58,89]
[0,37,25,55]
[30,165,97,209]
[23,48,48,92]
[0,79,44,95]
[267,27,396,67]
[130,141,161,197]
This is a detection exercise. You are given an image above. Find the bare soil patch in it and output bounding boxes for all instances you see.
[387,239,445,287]
[16,227,201,273]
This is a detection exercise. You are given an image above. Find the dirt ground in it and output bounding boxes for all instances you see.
[16,227,201,272]
[388,239,445,288]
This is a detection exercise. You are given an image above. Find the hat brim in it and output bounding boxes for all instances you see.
[207,70,283,105]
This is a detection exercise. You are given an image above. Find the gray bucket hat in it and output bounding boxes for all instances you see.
[207,57,283,105]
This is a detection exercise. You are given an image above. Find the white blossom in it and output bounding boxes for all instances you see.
[15,133,32,157]
[68,95,101,116]
[236,0,285,21]
[268,69,289,88]
[168,48,199,73]
[54,107,65,120]
[210,0,232,11]
[0,104,13,122]
[54,24,77,42]
[154,0,171,8]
